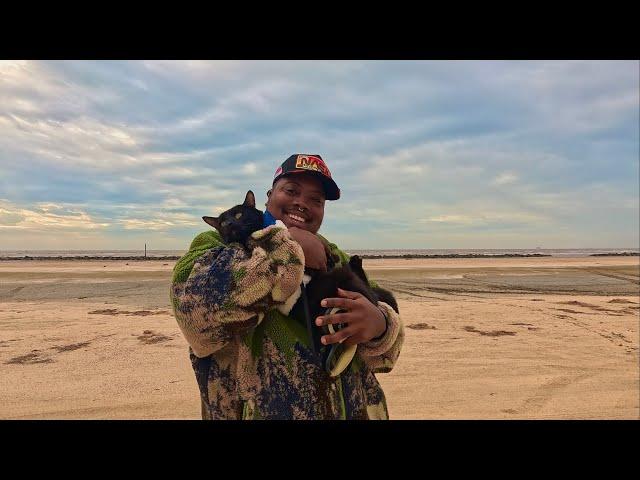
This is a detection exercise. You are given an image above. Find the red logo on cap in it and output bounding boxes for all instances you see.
[274,166,283,178]
[295,155,331,178]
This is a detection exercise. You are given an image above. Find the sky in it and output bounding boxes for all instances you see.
[0,60,638,251]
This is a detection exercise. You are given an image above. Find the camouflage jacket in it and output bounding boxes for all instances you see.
[170,223,404,420]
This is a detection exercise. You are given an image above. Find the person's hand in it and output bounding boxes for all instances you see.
[287,226,327,271]
[315,288,387,346]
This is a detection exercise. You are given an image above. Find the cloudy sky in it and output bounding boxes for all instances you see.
[0,60,638,251]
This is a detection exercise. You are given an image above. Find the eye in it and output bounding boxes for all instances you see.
[221,220,229,227]
[234,212,242,219]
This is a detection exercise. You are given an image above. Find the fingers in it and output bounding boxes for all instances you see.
[321,326,355,345]
[342,336,363,347]
[320,297,353,311]
[321,327,364,346]
[320,289,363,314]
[315,312,350,327]
[317,291,368,345]
[337,288,362,300]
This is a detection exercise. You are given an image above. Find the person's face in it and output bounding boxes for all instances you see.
[266,174,326,234]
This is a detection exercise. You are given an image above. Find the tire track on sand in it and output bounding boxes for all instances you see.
[506,372,593,415]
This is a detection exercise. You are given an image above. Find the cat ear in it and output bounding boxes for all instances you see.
[202,216,220,229]
[349,255,363,269]
[243,190,256,208]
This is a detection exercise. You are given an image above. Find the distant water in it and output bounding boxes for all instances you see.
[0,250,185,259]
[344,248,640,258]
[0,248,638,259]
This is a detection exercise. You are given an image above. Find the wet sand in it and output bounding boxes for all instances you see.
[0,257,638,419]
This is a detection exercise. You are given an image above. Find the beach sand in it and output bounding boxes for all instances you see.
[0,257,638,419]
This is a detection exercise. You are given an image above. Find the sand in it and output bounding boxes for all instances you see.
[0,257,638,419]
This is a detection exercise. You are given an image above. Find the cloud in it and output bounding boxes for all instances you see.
[119,214,199,231]
[242,162,258,175]
[0,199,110,232]
[492,172,518,185]
[421,211,548,226]
[0,60,637,249]
[423,215,476,225]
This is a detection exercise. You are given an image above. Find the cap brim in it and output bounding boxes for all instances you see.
[276,170,340,200]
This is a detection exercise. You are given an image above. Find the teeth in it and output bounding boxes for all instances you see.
[288,213,306,223]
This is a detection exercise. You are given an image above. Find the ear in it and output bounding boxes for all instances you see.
[349,255,363,270]
[244,190,256,208]
[202,216,220,229]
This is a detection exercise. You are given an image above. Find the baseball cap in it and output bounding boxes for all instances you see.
[272,154,340,200]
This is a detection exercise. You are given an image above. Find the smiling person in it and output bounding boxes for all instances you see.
[170,154,404,420]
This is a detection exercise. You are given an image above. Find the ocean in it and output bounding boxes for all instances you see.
[0,248,638,259]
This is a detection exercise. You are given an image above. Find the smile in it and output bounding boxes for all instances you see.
[287,213,307,223]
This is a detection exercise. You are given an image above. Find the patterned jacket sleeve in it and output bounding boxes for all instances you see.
[318,236,405,374]
[170,223,305,358]
[356,301,404,373]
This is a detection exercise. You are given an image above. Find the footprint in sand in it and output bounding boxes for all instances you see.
[89,309,119,315]
[463,326,516,337]
[554,308,598,315]
[608,298,638,304]
[559,300,597,307]
[52,341,92,353]
[89,309,169,316]
[4,339,96,365]
[137,330,173,345]
[519,373,592,414]
[557,301,625,314]
[408,323,437,330]
[5,350,54,365]
[608,332,632,344]
[129,310,170,316]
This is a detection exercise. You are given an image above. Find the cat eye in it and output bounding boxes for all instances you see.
[221,221,229,227]
[234,212,242,219]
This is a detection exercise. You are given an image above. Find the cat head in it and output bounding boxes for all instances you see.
[202,190,264,244]
[348,255,368,285]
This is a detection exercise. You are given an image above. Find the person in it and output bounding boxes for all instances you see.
[170,154,404,419]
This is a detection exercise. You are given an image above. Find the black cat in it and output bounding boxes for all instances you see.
[347,255,399,314]
[202,190,264,246]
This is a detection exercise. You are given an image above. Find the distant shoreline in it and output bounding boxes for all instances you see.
[1,252,637,261]
[0,256,183,261]
[588,252,640,257]
[359,252,638,259]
